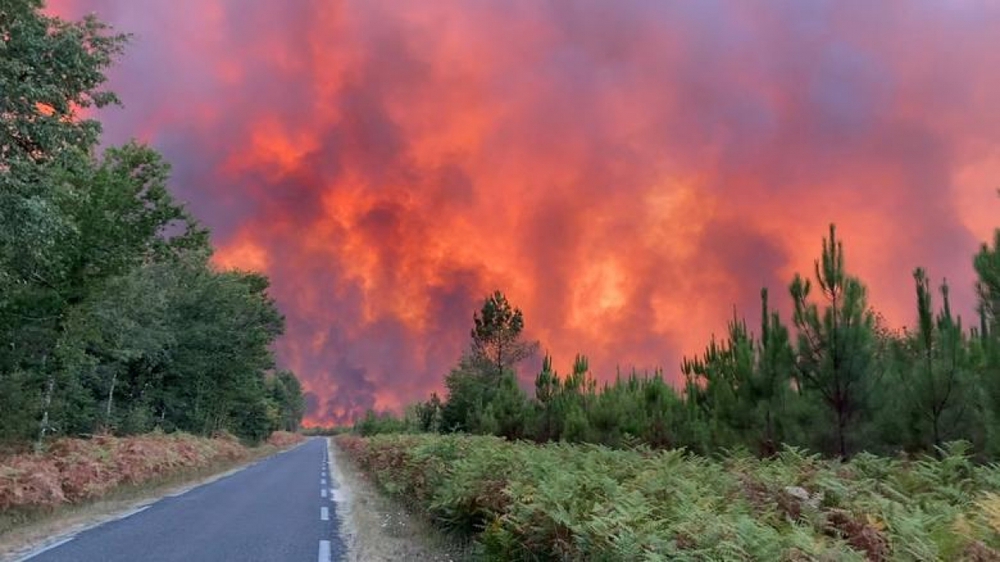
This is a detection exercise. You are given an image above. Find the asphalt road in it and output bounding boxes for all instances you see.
[23,437,346,562]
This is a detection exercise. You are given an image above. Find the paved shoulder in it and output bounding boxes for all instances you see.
[24,438,345,562]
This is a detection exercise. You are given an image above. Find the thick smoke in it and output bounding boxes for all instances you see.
[50,0,1000,423]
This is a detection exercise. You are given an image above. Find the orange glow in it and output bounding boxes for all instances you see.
[214,236,270,273]
[48,1,1000,424]
[35,102,56,116]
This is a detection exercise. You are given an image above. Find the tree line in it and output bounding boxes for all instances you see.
[361,225,1000,461]
[1,2,304,448]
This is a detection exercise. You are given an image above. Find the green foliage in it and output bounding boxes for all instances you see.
[354,409,409,437]
[0,0,125,162]
[412,392,444,433]
[681,289,801,456]
[470,291,538,377]
[436,291,539,443]
[340,433,1000,561]
[0,3,303,447]
[474,372,530,440]
[267,370,307,432]
[884,271,980,454]
[356,221,1000,470]
[973,232,1000,458]
[441,355,491,433]
[300,426,351,436]
[0,0,127,294]
[790,224,877,459]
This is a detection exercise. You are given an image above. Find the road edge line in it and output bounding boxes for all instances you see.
[8,439,313,561]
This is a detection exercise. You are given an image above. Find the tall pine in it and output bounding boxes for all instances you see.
[790,224,876,459]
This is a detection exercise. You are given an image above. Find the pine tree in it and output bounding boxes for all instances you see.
[902,269,972,451]
[533,354,561,441]
[470,291,538,378]
[973,232,1000,452]
[681,314,752,451]
[790,224,876,459]
[753,288,798,455]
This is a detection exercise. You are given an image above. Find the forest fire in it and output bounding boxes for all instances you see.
[48,0,1000,424]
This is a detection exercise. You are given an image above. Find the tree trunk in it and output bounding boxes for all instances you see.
[105,371,117,423]
[35,362,54,453]
[932,414,941,454]
[837,407,848,460]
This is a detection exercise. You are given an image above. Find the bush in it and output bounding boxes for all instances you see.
[354,410,409,436]
[266,431,305,448]
[337,434,1000,561]
[0,432,252,510]
[301,426,350,436]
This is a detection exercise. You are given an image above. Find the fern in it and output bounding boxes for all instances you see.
[336,433,1000,561]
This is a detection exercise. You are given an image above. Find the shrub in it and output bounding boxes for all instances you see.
[336,434,1000,561]
[0,432,252,509]
[266,431,305,448]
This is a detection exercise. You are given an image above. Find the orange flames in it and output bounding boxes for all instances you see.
[49,0,1000,424]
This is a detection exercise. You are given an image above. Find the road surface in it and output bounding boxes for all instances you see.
[22,437,346,562]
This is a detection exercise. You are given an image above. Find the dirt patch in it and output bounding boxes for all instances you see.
[328,438,474,562]
[0,442,303,561]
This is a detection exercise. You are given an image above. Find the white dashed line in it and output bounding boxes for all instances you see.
[318,440,335,559]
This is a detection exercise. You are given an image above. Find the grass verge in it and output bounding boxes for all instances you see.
[330,437,474,561]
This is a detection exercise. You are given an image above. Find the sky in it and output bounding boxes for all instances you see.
[49,0,1000,424]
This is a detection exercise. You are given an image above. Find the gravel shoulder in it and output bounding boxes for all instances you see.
[328,437,474,562]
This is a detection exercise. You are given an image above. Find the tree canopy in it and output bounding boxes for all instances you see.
[360,222,1000,464]
[0,2,304,447]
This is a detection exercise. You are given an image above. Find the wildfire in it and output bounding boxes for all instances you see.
[48,0,1000,424]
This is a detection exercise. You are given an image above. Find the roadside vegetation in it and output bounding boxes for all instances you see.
[0,4,307,546]
[0,2,305,452]
[338,433,1000,561]
[301,426,351,437]
[358,224,1000,462]
[2,432,249,512]
[329,437,474,562]
[345,184,1000,559]
[0,431,304,555]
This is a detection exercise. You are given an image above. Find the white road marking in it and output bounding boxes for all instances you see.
[321,477,326,485]
[15,536,76,561]
[17,441,318,562]
[17,504,152,560]
[321,488,327,498]
[321,506,329,520]
[318,540,331,562]
[116,505,151,520]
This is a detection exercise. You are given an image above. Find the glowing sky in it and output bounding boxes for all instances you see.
[49,1,1000,424]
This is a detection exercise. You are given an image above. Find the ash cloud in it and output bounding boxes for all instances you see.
[49,0,1000,423]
